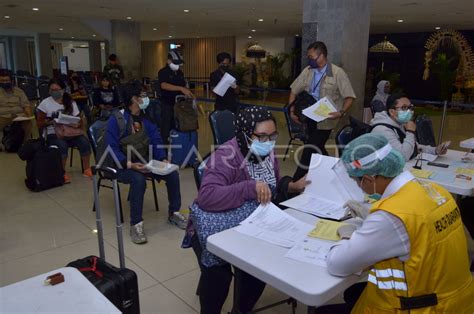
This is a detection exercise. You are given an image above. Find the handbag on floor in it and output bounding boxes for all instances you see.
[67,167,140,314]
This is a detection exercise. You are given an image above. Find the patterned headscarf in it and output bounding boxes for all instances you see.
[235,106,274,162]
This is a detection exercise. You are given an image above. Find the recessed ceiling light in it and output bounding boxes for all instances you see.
[295,34,300,37]
[435,26,441,30]
[59,27,63,31]
[258,18,263,22]
[168,35,173,38]
[92,34,96,37]
[126,16,132,20]
[71,36,75,39]
[248,35,252,39]
[4,15,10,19]
[183,9,190,13]
[397,19,404,23]
[251,29,256,32]
[32,7,39,11]
[153,28,157,31]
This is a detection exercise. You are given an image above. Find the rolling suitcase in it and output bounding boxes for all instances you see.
[67,167,140,314]
[169,129,198,168]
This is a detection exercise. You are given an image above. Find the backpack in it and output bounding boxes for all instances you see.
[174,96,198,132]
[2,122,25,152]
[349,116,406,143]
[93,110,127,169]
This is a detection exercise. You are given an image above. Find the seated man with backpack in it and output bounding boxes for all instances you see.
[103,84,187,244]
[370,93,449,161]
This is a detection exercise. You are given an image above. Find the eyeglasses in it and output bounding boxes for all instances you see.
[394,104,414,111]
[252,132,278,142]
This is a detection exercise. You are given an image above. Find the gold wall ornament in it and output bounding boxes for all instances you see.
[423,29,474,81]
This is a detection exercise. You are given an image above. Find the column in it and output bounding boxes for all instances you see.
[88,40,102,72]
[302,0,372,119]
[12,37,30,73]
[110,20,141,80]
[34,33,53,77]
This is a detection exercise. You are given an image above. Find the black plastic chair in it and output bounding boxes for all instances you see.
[88,121,159,221]
[38,83,50,100]
[209,110,235,146]
[151,80,161,98]
[19,82,39,101]
[283,107,306,161]
[335,125,353,157]
[193,153,211,191]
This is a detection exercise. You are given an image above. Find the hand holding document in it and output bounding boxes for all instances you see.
[213,73,236,96]
[302,97,337,123]
[145,160,179,176]
[55,112,81,125]
[234,203,313,248]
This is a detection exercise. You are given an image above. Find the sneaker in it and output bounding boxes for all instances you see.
[83,168,93,178]
[130,221,147,244]
[168,212,188,230]
[64,173,71,184]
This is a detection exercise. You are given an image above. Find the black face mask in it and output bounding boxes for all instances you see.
[219,64,230,71]
[0,82,13,90]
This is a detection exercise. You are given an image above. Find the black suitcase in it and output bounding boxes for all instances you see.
[67,167,140,314]
[18,138,64,192]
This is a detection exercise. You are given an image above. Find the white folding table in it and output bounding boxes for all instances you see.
[0,267,120,313]
[207,209,363,312]
[405,149,474,196]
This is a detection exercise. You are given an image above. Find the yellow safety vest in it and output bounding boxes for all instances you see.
[352,181,474,313]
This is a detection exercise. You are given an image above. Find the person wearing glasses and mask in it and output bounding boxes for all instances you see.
[370,93,448,161]
[315,133,474,313]
[289,41,356,181]
[209,52,240,114]
[158,49,194,145]
[188,107,310,314]
[104,83,186,244]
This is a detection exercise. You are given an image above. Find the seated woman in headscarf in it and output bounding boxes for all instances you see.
[189,106,309,314]
[364,80,390,123]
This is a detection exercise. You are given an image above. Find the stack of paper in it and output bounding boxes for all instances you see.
[308,219,347,241]
[460,138,474,150]
[284,237,333,267]
[212,73,236,96]
[280,154,364,220]
[455,168,474,176]
[302,97,337,122]
[411,169,434,179]
[234,203,313,248]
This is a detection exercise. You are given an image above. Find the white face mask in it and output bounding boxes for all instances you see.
[169,63,180,71]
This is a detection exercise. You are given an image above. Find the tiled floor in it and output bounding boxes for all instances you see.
[1,104,473,313]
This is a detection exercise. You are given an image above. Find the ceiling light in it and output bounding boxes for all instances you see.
[295,34,300,37]
[59,28,63,31]
[153,28,157,31]
[248,35,252,39]
[4,15,10,19]
[435,26,441,30]
[183,9,190,13]
[258,18,263,22]
[397,19,404,23]
[71,36,75,39]
[168,35,173,38]
[32,8,39,11]
[92,34,96,37]
[251,29,256,32]
[126,16,132,20]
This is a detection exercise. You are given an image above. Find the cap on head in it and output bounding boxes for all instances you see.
[168,49,184,65]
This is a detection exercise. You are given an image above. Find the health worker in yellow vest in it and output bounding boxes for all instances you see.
[320,133,474,314]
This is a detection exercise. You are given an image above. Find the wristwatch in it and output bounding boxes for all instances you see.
[338,110,346,117]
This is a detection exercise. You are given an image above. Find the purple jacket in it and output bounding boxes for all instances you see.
[196,137,280,212]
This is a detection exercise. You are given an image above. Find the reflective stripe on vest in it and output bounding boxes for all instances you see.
[371,268,405,279]
[368,274,408,291]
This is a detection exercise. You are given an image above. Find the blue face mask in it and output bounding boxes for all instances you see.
[361,177,382,201]
[308,54,321,69]
[139,97,150,110]
[249,139,276,157]
[396,110,413,124]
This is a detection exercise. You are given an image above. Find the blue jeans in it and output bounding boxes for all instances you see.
[116,169,181,225]
[47,134,91,159]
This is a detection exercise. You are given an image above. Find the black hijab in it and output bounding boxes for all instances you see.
[235,106,275,163]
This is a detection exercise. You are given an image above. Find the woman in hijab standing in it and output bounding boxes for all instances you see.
[189,106,309,314]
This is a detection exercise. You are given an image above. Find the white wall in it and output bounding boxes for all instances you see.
[235,36,293,63]
[59,41,91,72]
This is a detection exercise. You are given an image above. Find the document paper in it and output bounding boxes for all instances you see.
[234,203,313,248]
[212,72,236,96]
[55,112,81,125]
[308,219,347,241]
[302,97,337,123]
[284,237,333,267]
[280,154,364,220]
